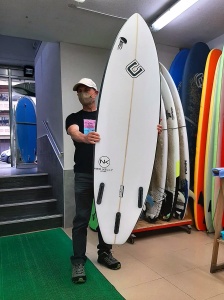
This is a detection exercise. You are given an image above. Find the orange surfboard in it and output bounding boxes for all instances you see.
[194,49,222,231]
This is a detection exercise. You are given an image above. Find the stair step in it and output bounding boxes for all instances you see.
[0,186,53,203]
[0,199,57,208]
[0,172,63,237]
[0,185,52,193]
[0,214,63,225]
[0,199,58,220]
[0,214,63,237]
[0,173,49,189]
[0,202,57,222]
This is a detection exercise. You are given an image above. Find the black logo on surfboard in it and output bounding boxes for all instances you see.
[194,73,203,88]
[126,60,145,78]
[95,156,113,172]
[166,107,175,120]
[99,156,110,168]
[118,37,127,50]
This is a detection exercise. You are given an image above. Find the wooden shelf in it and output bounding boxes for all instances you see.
[133,218,192,233]
[127,217,192,243]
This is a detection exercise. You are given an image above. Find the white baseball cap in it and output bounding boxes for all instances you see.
[73,78,98,91]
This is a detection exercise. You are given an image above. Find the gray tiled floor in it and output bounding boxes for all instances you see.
[64,227,224,300]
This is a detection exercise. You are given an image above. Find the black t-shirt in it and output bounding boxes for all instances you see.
[65,110,97,174]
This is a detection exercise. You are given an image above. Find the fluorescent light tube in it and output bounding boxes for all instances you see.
[150,0,199,31]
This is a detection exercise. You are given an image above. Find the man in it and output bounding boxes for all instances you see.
[66,78,162,284]
[66,78,121,284]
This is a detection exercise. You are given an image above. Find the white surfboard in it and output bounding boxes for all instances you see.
[94,13,160,244]
[146,99,168,220]
[159,63,190,220]
[160,73,180,221]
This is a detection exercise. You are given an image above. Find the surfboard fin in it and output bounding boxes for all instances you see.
[208,200,212,212]
[198,192,204,207]
[114,212,121,234]
[138,187,143,208]
[97,183,105,204]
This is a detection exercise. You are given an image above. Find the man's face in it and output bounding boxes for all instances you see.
[77,85,98,106]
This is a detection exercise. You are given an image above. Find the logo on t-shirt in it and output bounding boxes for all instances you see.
[84,119,96,134]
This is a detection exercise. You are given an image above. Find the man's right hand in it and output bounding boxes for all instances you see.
[85,131,101,144]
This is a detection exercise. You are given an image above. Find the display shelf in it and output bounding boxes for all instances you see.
[128,217,192,244]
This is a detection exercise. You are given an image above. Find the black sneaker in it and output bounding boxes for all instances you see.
[97,252,121,270]
[72,263,86,284]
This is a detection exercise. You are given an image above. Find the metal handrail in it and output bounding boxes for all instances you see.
[43,120,63,157]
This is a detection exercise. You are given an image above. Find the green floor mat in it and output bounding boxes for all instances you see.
[0,228,124,300]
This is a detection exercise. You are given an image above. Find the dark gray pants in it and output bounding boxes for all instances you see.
[70,173,112,265]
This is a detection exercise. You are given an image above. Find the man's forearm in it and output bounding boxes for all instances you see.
[68,128,88,143]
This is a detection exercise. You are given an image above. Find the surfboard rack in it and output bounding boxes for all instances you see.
[128,217,192,244]
[210,168,224,273]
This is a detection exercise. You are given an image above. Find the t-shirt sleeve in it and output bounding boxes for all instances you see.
[65,113,77,133]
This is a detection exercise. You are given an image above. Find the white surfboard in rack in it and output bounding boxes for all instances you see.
[94,13,160,244]
[159,63,190,220]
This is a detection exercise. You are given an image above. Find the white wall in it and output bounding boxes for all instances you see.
[208,34,224,50]
[156,44,179,69]
[60,43,110,170]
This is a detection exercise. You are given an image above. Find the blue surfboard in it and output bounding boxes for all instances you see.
[181,42,210,190]
[15,97,37,163]
[169,48,190,97]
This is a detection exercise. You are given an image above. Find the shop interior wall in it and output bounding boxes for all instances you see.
[208,33,224,50]
[0,35,39,66]
[35,42,63,154]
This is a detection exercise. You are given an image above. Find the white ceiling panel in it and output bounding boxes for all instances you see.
[0,0,224,49]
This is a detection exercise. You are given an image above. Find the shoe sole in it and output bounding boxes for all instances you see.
[98,260,121,270]
[72,277,86,284]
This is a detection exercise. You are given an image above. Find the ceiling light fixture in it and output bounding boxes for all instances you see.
[73,5,127,20]
[150,0,200,32]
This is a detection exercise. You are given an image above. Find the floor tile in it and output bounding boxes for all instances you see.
[199,264,224,282]
[120,278,194,300]
[95,259,161,290]
[165,268,224,300]
[144,251,196,277]
[63,225,224,299]
[207,294,224,300]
